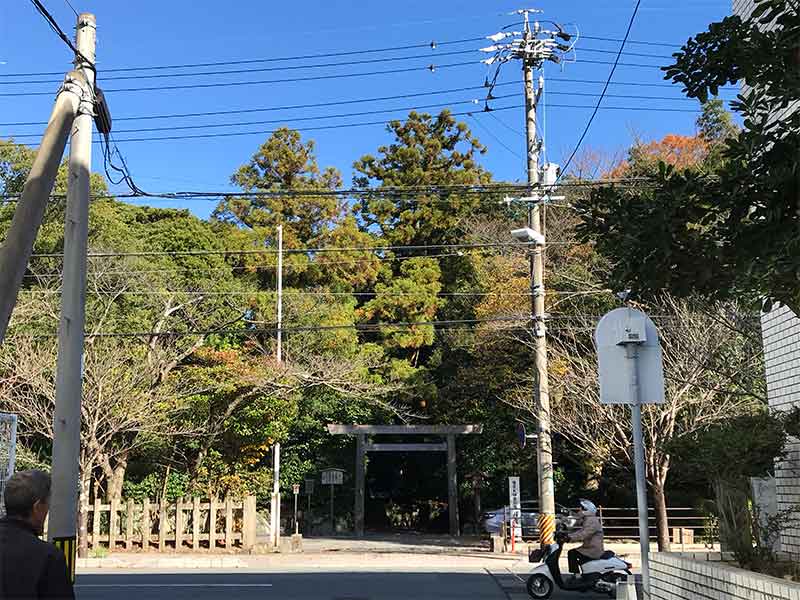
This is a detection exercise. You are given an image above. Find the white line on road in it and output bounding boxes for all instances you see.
[76,584,274,588]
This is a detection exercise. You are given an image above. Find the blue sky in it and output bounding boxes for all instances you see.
[1,1,732,217]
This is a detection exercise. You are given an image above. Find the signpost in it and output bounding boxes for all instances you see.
[508,476,522,547]
[595,307,664,597]
[321,468,345,534]
[292,483,301,535]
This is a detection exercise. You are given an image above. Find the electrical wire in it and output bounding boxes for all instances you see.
[0,37,485,78]
[2,48,482,85]
[0,85,713,129]
[0,178,661,205]
[8,316,530,339]
[0,60,480,98]
[556,0,643,183]
[0,47,672,87]
[28,0,95,74]
[19,288,611,298]
[29,241,572,260]
[5,102,704,146]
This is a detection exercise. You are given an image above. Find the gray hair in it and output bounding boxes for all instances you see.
[3,470,51,518]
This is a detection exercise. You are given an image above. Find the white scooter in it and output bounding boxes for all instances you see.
[526,527,631,599]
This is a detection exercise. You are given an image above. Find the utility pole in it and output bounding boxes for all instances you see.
[270,224,283,549]
[0,72,87,344]
[522,12,556,548]
[49,12,96,574]
[482,9,573,548]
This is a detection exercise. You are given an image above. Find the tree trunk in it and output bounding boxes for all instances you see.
[651,480,671,552]
[78,470,91,558]
[100,451,129,502]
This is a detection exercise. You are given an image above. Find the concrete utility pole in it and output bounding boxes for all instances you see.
[0,71,88,344]
[521,11,556,548]
[270,224,283,549]
[49,12,96,574]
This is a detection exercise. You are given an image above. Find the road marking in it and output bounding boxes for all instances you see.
[76,584,273,588]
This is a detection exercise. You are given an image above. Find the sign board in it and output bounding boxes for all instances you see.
[595,308,665,405]
[0,414,17,518]
[321,468,344,486]
[292,483,300,495]
[304,478,315,495]
[508,476,522,539]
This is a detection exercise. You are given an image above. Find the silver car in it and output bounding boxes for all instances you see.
[481,502,571,538]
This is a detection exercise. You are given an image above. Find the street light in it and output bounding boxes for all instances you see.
[510,227,545,246]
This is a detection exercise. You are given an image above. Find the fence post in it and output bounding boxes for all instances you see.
[192,497,200,551]
[126,498,134,550]
[225,497,233,549]
[92,497,101,548]
[142,498,150,552]
[109,498,118,551]
[209,497,217,550]
[175,497,183,551]
[242,496,256,550]
[158,499,167,551]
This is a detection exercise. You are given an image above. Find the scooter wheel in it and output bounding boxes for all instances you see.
[526,574,554,599]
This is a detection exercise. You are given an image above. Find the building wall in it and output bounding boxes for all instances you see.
[732,0,800,558]
[761,305,800,555]
[650,552,800,600]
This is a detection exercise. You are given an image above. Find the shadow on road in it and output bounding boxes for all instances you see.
[75,571,504,600]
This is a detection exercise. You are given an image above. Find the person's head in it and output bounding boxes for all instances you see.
[3,470,51,533]
[578,499,597,517]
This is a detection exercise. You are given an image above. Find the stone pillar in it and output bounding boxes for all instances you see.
[355,434,366,537]
[447,434,459,536]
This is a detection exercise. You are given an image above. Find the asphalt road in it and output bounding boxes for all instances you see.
[74,571,611,600]
[75,572,505,600]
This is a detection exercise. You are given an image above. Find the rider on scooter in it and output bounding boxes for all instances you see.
[566,499,605,574]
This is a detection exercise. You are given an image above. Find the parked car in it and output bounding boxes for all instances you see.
[481,501,572,538]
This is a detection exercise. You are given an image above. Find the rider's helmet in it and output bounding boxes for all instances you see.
[579,499,598,516]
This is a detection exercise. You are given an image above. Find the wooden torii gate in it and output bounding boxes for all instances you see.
[327,424,482,537]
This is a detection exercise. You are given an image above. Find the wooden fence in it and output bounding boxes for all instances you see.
[86,496,257,551]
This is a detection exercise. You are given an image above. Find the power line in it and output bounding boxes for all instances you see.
[0,178,660,204]
[29,241,573,260]
[0,83,713,129]
[19,289,613,298]
[0,46,672,87]
[0,54,676,98]
[0,60,480,97]
[580,35,678,49]
[11,316,530,339]
[13,96,515,138]
[1,48,482,85]
[0,37,484,78]
[28,0,95,72]
[557,0,644,182]
[5,103,703,145]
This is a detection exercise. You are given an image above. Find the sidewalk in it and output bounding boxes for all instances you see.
[76,535,718,573]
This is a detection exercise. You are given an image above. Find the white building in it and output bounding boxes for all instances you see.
[733,0,800,557]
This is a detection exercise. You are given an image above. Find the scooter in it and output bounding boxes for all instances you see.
[526,528,631,599]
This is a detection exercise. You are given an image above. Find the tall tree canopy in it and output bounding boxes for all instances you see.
[575,0,799,313]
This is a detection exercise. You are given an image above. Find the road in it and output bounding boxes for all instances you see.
[74,570,609,600]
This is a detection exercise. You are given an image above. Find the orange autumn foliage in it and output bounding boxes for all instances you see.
[609,134,709,178]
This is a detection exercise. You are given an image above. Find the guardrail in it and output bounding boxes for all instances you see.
[598,507,708,543]
[501,506,709,545]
